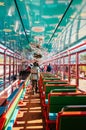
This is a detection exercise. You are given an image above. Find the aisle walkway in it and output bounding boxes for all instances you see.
[13,87,45,130]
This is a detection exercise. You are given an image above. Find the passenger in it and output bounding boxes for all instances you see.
[31,62,39,93]
[13,75,17,81]
[46,63,52,72]
[26,65,31,74]
[40,65,44,72]
[44,65,47,72]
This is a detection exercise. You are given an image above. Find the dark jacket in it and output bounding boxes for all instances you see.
[47,65,52,72]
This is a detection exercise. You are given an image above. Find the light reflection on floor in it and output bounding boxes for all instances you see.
[26,126,43,129]
[30,98,41,103]
[13,91,44,130]
[27,119,43,124]
[30,107,41,110]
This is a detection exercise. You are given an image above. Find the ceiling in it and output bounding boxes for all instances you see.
[0,0,86,64]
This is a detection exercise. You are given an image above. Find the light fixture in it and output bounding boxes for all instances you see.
[80,13,86,17]
[32,26,45,32]
[9,40,16,42]
[45,0,54,4]
[42,15,58,19]
[8,6,15,16]
[3,29,12,32]
[0,2,5,6]
[14,21,20,32]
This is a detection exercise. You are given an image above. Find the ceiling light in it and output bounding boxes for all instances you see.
[58,0,70,4]
[42,15,58,19]
[49,23,57,26]
[32,26,45,32]
[45,0,54,4]
[14,34,18,36]
[34,21,40,24]
[8,6,15,16]
[14,21,20,32]
[9,40,16,42]
[42,15,51,18]
[58,15,62,19]
[0,2,5,6]
[10,24,14,27]
[80,13,86,17]
[3,29,12,32]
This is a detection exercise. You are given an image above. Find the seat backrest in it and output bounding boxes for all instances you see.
[47,81,68,84]
[62,105,86,111]
[45,85,76,98]
[48,93,86,113]
[44,77,60,80]
[43,80,68,90]
[57,111,86,130]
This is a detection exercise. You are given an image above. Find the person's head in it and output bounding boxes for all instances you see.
[33,62,38,66]
[33,62,36,66]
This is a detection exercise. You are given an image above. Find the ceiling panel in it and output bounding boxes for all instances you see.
[0,0,86,63]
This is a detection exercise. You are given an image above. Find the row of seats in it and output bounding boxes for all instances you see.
[38,72,86,130]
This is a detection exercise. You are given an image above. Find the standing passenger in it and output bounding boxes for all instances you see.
[46,63,52,72]
[31,62,39,93]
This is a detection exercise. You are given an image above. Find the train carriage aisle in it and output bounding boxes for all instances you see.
[13,86,45,130]
[0,1,86,130]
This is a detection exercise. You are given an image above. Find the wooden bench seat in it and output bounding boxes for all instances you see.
[56,109,86,130]
[45,91,86,130]
[40,80,68,96]
[42,84,77,108]
[62,105,86,111]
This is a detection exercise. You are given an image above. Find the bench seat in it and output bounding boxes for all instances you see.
[45,92,86,130]
[57,110,86,130]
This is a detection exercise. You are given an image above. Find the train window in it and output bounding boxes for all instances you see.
[14,65,17,75]
[6,65,9,73]
[63,65,69,80]
[61,58,63,64]
[0,54,4,91]
[71,33,77,43]
[5,74,10,87]
[11,57,13,64]
[65,27,70,46]
[6,56,10,64]
[0,54,4,64]
[64,56,68,64]
[70,54,76,64]
[70,65,76,85]
[79,51,86,64]
[11,65,13,72]
[0,66,4,76]
[70,54,76,85]
[79,25,86,39]
[79,51,86,91]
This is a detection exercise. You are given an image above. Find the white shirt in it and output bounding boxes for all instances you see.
[31,66,39,80]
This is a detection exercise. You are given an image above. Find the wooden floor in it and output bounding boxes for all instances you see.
[13,87,45,130]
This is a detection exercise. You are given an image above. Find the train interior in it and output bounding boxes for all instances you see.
[0,0,86,130]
